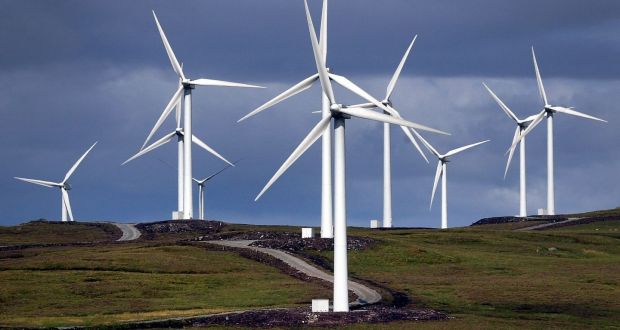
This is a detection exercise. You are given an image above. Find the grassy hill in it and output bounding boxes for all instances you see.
[0,220,120,245]
[0,212,619,328]
[0,242,330,327]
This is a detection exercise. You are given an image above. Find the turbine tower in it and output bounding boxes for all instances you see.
[509,47,606,215]
[15,142,97,222]
[254,0,449,312]
[238,0,334,238]
[483,83,539,217]
[138,11,262,219]
[414,131,488,229]
[348,35,429,227]
[193,161,237,220]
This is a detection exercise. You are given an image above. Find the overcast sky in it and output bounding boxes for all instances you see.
[1,0,619,228]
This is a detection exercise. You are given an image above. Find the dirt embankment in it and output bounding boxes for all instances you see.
[249,236,375,252]
[472,214,619,230]
[183,241,335,293]
[66,305,447,329]
[135,220,226,240]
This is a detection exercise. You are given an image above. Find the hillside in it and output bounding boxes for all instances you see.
[0,214,619,328]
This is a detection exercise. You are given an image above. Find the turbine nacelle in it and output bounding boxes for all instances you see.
[62,183,72,191]
[329,103,342,111]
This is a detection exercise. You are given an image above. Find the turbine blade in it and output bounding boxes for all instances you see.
[190,78,264,89]
[319,0,328,61]
[62,188,74,221]
[347,102,375,109]
[509,110,545,152]
[329,72,437,139]
[142,85,184,150]
[551,107,607,122]
[256,116,331,201]
[63,142,97,183]
[191,135,234,166]
[385,105,428,162]
[304,0,336,104]
[152,11,185,80]
[386,35,417,100]
[430,161,443,209]
[532,47,548,106]
[504,127,520,179]
[14,177,60,188]
[205,160,238,181]
[329,73,393,114]
[338,107,449,135]
[238,73,319,122]
[482,82,519,123]
[123,132,176,165]
[410,129,441,158]
[444,140,490,158]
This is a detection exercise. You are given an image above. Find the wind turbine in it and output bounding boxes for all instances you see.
[122,125,234,219]
[143,11,263,219]
[508,47,607,215]
[193,161,237,220]
[483,83,539,217]
[238,0,334,238]
[347,35,429,228]
[239,0,426,233]
[414,131,488,229]
[254,0,449,312]
[15,142,97,222]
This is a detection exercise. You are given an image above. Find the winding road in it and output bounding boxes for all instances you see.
[515,218,582,231]
[112,223,141,241]
[108,223,381,306]
[206,240,382,307]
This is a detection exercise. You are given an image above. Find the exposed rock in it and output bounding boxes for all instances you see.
[136,220,226,234]
[67,306,448,329]
[248,236,375,252]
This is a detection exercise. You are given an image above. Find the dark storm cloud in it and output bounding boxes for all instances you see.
[1,1,619,78]
[0,0,618,227]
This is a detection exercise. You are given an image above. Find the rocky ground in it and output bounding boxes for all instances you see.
[66,306,448,329]
[472,213,619,229]
[135,220,226,239]
[249,236,376,252]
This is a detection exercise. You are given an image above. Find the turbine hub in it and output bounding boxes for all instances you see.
[330,103,342,112]
[182,80,195,89]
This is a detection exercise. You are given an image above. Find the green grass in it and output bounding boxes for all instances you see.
[546,220,620,234]
[2,219,620,328]
[0,221,120,245]
[331,227,620,328]
[465,220,550,231]
[567,207,620,218]
[0,243,330,327]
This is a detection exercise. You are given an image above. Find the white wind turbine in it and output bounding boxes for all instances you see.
[508,47,606,215]
[238,0,334,238]
[348,35,429,228]
[15,142,97,222]
[193,161,237,220]
[414,131,488,229]
[239,0,427,233]
[137,11,262,219]
[254,0,449,312]
[483,83,539,217]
